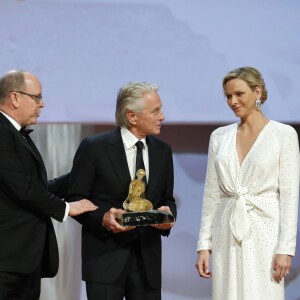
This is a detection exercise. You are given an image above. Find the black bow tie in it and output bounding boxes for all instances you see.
[20,127,34,136]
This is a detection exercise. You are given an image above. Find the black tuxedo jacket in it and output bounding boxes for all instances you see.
[68,128,176,289]
[0,113,68,277]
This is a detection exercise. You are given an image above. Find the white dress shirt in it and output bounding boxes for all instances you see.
[120,127,149,181]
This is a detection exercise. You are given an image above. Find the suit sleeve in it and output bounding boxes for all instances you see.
[48,172,70,198]
[67,138,110,238]
[0,127,66,222]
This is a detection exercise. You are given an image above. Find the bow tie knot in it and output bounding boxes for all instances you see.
[20,127,34,136]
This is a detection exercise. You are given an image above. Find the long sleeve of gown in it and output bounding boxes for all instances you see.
[197,130,221,251]
[276,126,300,256]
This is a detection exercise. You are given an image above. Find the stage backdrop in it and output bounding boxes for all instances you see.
[0,0,300,123]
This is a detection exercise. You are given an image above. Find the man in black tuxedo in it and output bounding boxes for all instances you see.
[68,82,177,300]
[0,70,98,300]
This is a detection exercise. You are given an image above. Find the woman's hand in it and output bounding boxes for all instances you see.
[272,254,292,283]
[195,249,212,278]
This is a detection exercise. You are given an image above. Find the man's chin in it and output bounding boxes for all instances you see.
[151,129,161,135]
[28,118,38,125]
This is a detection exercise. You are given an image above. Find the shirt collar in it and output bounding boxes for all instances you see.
[120,127,146,149]
[0,111,22,131]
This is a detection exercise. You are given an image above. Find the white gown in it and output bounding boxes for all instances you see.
[197,120,300,300]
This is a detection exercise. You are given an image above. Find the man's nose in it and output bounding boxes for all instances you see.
[159,111,165,121]
[39,99,45,108]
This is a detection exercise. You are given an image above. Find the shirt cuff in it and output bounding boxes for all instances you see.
[63,202,70,221]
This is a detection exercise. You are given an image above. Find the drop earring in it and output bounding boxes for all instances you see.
[255,98,262,110]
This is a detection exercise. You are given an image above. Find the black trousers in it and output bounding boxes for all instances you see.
[86,246,161,300]
[0,267,41,300]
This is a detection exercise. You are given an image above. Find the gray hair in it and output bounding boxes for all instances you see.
[115,81,159,128]
[222,66,268,103]
[0,70,26,104]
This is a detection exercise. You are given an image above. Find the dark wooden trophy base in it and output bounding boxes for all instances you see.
[116,210,174,227]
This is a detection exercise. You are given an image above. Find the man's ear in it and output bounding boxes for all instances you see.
[10,92,20,108]
[126,110,138,126]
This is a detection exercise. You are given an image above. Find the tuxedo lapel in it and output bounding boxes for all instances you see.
[25,134,48,183]
[19,131,42,162]
[17,131,48,183]
[25,134,44,161]
[0,114,47,183]
[106,129,132,188]
[146,136,162,197]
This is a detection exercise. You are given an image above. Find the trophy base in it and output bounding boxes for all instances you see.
[116,210,174,227]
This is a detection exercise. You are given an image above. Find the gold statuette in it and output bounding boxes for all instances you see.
[123,169,153,211]
[116,169,174,226]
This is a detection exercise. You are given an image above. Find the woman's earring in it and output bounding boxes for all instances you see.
[255,98,262,110]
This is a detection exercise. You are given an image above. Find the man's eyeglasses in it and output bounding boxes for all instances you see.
[15,91,43,103]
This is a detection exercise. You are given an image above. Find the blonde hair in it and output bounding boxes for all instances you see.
[222,67,268,103]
